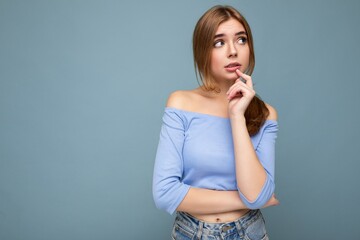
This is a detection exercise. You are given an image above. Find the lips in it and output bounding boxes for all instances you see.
[225,62,241,72]
[225,62,241,68]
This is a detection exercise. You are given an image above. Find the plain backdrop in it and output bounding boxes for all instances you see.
[1,0,360,239]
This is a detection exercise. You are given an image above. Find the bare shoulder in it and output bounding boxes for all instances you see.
[166,90,198,110]
[265,103,278,121]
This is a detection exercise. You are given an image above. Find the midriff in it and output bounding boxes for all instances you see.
[188,209,250,223]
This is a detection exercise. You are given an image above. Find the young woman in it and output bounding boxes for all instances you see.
[153,5,279,240]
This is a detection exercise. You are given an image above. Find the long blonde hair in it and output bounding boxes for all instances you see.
[193,5,269,135]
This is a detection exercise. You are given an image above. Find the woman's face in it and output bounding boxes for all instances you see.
[210,18,250,82]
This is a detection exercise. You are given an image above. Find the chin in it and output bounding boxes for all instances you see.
[228,73,239,81]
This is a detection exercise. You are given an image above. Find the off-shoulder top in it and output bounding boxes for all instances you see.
[152,107,278,214]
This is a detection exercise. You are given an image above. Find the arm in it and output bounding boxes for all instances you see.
[176,189,279,215]
[176,188,246,215]
[230,113,278,209]
[227,70,278,209]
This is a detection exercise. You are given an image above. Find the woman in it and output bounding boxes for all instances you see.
[153,5,279,240]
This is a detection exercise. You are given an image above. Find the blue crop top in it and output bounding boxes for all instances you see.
[152,107,278,215]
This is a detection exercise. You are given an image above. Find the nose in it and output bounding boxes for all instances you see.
[228,42,237,58]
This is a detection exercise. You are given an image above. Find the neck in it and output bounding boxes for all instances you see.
[218,80,235,95]
[202,79,235,98]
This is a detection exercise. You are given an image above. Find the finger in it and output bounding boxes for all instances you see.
[235,78,247,86]
[235,69,249,81]
[228,81,255,100]
[235,73,247,84]
[227,85,241,100]
[226,79,249,95]
[227,72,246,95]
[236,69,253,88]
[227,84,250,100]
[226,81,248,98]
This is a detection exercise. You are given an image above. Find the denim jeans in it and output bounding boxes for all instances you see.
[171,209,269,240]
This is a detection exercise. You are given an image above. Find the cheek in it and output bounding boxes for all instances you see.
[210,52,222,70]
[241,47,250,59]
[241,48,250,69]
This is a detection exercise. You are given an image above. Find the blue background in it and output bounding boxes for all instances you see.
[1,0,359,239]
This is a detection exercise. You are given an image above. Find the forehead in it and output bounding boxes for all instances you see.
[215,18,245,34]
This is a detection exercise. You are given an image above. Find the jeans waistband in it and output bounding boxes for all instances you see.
[175,209,261,234]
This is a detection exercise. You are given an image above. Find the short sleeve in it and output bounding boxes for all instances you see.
[152,109,191,215]
[238,120,278,209]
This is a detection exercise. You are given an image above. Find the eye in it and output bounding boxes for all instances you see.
[237,37,247,45]
[213,40,224,48]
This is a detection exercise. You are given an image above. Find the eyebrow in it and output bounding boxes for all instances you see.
[214,31,247,39]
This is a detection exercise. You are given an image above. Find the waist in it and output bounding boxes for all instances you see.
[175,209,262,233]
[189,209,250,223]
